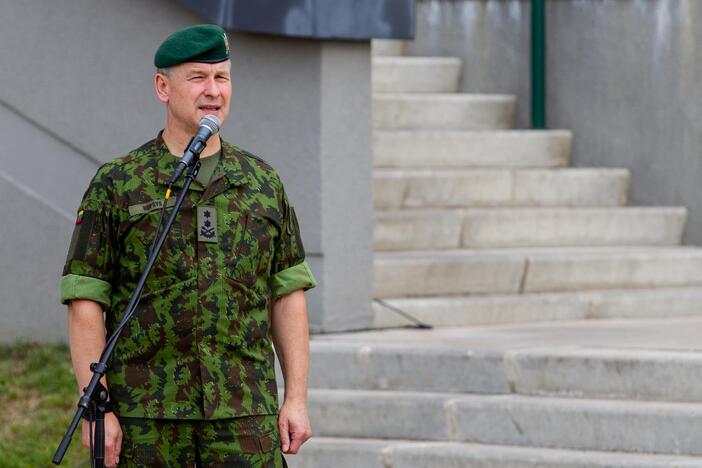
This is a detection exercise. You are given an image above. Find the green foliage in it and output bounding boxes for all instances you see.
[0,342,89,467]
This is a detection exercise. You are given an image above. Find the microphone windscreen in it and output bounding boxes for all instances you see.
[200,115,221,134]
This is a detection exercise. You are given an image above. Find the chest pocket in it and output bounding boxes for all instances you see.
[224,210,280,288]
[118,203,194,287]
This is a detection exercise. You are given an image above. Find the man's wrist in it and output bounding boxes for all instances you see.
[283,394,308,406]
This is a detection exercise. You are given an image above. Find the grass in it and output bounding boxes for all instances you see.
[0,342,89,467]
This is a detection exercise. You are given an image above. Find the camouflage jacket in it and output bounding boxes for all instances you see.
[61,133,316,419]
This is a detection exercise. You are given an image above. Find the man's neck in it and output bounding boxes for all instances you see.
[162,124,222,158]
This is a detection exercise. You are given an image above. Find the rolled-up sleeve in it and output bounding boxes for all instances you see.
[269,189,317,299]
[60,274,112,308]
[270,261,317,299]
[60,165,117,308]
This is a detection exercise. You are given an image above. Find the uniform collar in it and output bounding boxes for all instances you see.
[154,130,247,192]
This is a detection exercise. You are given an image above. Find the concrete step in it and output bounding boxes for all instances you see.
[373,94,515,130]
[374,168,629,209]
[451,394,702,456]
[307,389,702,456]
[374,246,702,297]
[289,437,702,468]
[374,130,572,168]
[307,341,509,395]
[506,347,702,403]
[307,339,702,402]
[373,57,462,93]
[374,207,686,251]
[373,287,702,327]
[372,39,406,57]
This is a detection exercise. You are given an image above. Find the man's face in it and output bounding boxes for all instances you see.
[157,60,232,133]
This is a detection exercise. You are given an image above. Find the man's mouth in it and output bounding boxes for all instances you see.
[199,105,221,112]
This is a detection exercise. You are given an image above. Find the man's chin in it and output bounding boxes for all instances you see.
[198,108,226,122]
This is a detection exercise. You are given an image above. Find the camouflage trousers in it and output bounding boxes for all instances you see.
[118,414,285,467]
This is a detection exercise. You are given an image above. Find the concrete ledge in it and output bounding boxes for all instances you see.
[306,389,702,455]
[308,389,452,441]
[374,168,629,209]
[373,57,462,93]
[373,130,572,168]
[372,292,588,327]
[374,249,525,297]
[513,168,629,208]
[372,39,406,57]
[373,287,702,327]
[308,342,509,394]
[373,94,515,130]
[286,437,389,468]
[451,394,702,455]
[307,334,702,403]
[462,207,686,249]
[289,438,702,468]
[308,317,702,403]
[374,207,686,251]
[524,247,702,293]
[390,440,702,468]
[375,247,702,297]
[506,347,702,403]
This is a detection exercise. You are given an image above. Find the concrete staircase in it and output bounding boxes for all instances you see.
[288,41,702,467]
[368,42,702,329]
[292,319,702,467]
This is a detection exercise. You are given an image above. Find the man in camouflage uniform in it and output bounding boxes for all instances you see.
[61,24,316,467]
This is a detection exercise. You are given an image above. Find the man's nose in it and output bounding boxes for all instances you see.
[204,77,220,96]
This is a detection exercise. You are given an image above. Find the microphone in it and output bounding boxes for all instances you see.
[168,114,221,186]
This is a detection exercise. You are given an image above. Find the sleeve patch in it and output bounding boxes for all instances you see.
[67,210,96,261]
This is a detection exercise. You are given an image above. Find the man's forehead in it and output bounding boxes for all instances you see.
[177,60,231,74]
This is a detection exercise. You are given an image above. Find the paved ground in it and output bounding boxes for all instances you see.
[312,316,702,352]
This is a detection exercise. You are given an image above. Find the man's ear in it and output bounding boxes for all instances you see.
[154,73,169,104]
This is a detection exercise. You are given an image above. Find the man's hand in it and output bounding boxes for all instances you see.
[271,290,312,454]
[278,400,311,454]
[81,412,122,467]
[69,300,121,465]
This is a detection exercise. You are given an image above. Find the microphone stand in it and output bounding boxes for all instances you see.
[53,160,202,466]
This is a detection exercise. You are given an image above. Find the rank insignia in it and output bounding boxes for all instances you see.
[197,205,218,243]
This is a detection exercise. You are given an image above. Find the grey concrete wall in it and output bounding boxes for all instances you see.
[227,34,374,331]
[0,0,373,341]
[547,1,702,245]
[318,42,373,331]
[407,0,702,245]
[407,0,531,128]
[0,173,72,343]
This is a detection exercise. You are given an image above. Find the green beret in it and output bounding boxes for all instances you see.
[154,24,230,68]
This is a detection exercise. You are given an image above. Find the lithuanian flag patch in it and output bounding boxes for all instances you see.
[75,210,85,224]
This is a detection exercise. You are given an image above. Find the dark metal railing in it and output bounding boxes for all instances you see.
[531,0,546,129]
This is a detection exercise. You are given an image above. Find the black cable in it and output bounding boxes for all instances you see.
[373,298,433,329]
[314,301,433,335]
[314,325,428,334]
[90,189,174,468]
[53,172,198,466]
[148,184,175,259]
[103,186,175,354]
